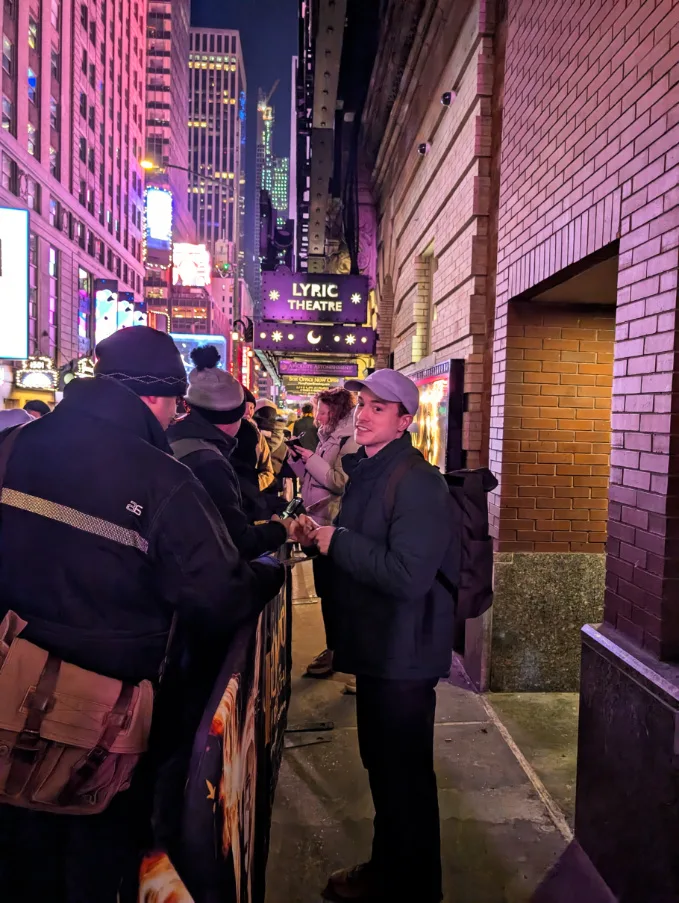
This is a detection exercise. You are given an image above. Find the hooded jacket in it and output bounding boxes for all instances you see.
[167,408,287,568]
[0,376,261,684]
[326,434,458,680]
[289,412,359,525]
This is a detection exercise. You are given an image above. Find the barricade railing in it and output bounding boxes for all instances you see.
[139,547,293,903]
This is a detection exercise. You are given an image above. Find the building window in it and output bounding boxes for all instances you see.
[27,68,37,103]
[49,146,59,178]
[79,92,87,118]
[80,3,88,29]
[79,137,87,162]
[86,186,94,213]
[49,197,59,226]
[88,147,94,172]
[88,105,95,130]
[26,178,40,212]
[51,0,61,30]
[89,20,96,45]
[2,35,13,75]
[1,152,15,192]
[28,16,39,51]
[28,232,38,354]
[1,94,13,133]
[78,267,92,353]
[81,49,87,74]
[51,48,60,81]
[50,96,59,130]
[27,122,37,156]
[48,247,59,359]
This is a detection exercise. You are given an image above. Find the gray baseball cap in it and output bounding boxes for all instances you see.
[345,369,420,415]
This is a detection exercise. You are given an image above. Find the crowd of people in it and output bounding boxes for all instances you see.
[0,326,459,903]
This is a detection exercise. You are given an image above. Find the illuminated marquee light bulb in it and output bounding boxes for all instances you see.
[288,333,295,340]
[260,332,267,339]
[334,336,341,343]
[345,334,356,345]
[272,331,283,342]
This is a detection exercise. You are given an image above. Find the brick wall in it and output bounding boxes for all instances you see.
[501,304,614,552]
[367,0,498,468]
[492,0,679,658]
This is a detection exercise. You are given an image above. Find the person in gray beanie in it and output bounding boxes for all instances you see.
[168,345,302,562]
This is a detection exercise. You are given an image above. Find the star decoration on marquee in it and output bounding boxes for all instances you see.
[272,330,283,342]
[269,290,280,301]
[345,334,356,345]
[350,293,362,304]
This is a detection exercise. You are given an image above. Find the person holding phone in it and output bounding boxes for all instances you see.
[288,388,359,678]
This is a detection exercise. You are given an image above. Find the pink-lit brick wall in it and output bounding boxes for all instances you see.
[492,0,679,657]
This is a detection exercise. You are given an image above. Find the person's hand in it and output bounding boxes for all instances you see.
[297,447,313,463]
[295,514,319,546]
[310,526,336,555]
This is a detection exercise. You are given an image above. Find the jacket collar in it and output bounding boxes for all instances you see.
[168,407,236,459]
[343,433,418,481]
[57,376,171,452]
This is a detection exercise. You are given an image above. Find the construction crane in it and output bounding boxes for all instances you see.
[258,79,280,113]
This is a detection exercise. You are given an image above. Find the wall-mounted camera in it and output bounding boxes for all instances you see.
[417,142,431,156]
[441,91,457,106]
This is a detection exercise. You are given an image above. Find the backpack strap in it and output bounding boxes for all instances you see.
[383,455,422,521]
[170,437,222,461]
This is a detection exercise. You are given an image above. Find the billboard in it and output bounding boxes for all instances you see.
[144,186,173,269]
[256,322,376,355]
[261,273,369,323]
[0,207,29,360]
[171,333,228,375]
[173,243,212,287]
[279,360,358,378]
[117,293,147,330]
[409,360,465,473]
[94,279,119,346]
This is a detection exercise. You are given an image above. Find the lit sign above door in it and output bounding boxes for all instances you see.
[261,273,369,323]
[256,322,376,355]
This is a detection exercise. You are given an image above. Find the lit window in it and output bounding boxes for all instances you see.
[1,94,13,132]
[2,35,13,75]
[51,0,61,30]
[51,48,60,81]
[26,177,40,212]
[50,96,59,129]
[28,16,39,51]
[49,146,59,178]
[49,197,59,226]
[27,122,37,156]
[27,68,38,103]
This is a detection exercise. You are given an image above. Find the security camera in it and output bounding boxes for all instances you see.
[417,142,431,156]
[441,91,457,106]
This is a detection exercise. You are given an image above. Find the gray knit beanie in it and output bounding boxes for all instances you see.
[187,346,246,424]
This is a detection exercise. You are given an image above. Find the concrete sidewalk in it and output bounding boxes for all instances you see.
[266,566,570,903]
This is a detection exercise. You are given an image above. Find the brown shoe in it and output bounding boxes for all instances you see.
[305,648,334,678]
[322,863,380,901]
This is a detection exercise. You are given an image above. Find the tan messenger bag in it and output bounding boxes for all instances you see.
[0,425,154,815]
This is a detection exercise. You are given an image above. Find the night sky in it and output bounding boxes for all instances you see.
[191,0,298,270]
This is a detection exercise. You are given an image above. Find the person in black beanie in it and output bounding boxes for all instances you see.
[0,325,264,903]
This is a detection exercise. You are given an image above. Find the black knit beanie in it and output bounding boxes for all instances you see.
[94,326,187,397]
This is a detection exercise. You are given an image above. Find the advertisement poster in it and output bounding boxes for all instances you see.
[279,360,358,378]
[261,273,368,323]
[139,577,291,903]
[409,360,464,473]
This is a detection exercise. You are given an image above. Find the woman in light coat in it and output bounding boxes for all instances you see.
[288,387,359,678]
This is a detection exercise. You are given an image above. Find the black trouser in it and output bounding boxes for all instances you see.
[356,675,442,902]
[0,784,146,903]
[313,555,336,650]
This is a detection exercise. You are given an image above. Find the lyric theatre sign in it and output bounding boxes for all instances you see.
[261,273,369,323]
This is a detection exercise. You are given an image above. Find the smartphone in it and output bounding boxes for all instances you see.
[281,497,306,520]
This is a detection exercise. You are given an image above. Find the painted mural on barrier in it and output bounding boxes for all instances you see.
[139,583,291,903]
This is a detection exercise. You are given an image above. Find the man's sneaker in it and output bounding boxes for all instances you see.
[322,863,380,901]
[304,648,334,678]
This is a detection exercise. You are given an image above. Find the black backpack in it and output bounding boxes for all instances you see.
[385,458,498,621]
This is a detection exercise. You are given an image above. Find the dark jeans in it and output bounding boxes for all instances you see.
[0,785,146,903]
[356,675,442,902]
[313,555,335,650]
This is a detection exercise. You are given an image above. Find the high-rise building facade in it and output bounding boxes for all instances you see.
[188,28,245,260]
[145,0,194,243]
[0,0,146,400]
[271,156,288,228]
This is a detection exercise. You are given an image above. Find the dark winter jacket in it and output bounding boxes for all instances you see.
[327,434,458,680]
[0,376,262,685]
[167,409,287,567]
[292,415,319,451]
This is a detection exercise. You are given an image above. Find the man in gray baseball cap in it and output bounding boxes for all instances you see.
[304,368,457,903]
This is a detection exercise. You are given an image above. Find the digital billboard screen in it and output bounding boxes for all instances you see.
[171,334,228,376]
[144,187,173,269]
[173,243,212,287]
[0,207,29,360]
[94,280,119,346]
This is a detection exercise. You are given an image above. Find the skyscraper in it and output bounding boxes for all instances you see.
[271,156,289,228]
[0,0,146,398]
[145,0,194,242]
[188,28,246,260]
